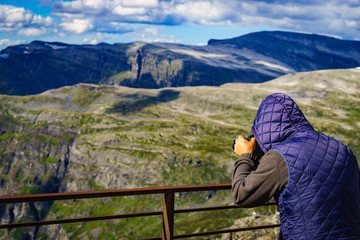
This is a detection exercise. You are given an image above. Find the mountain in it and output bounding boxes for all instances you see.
[1,31,360,95]
[208,31,360,72]
[0,68,359,239]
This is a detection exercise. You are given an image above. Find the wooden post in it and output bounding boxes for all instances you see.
[162,192,174,240]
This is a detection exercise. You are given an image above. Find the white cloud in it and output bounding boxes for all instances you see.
[0,4,54,36]
[232,1,360,39]
[0,38,25,47]
[345,20,357,28]
[112,6,146,16]
[53,1,84,13]
[123,26,181,43]
[50,1,232,27]
[82,32,104,44]
[1,0,359,42]
[4,5,32,23]
[32,15,54,26]
[59,18,94,34]
[122,0,158,8]
[109,22,133,31]
[82,0,105,9]
[170,1,228,23]
[82,37,100,45]
[0,5,29,30]
[17,27,47,36]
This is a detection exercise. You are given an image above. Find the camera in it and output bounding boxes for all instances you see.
[233,135,264,161]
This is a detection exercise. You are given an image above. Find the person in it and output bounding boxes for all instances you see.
[232,93,360,240]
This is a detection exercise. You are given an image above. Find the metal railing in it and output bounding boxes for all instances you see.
[0,184,279,239]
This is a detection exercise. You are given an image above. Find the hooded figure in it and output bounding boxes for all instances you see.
[232,93,360,240]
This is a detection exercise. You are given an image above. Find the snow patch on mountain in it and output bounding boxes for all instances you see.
[45,43,67,50]
[169,48,229,60]
[255,61,289,72]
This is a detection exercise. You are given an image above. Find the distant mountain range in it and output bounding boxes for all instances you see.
[1,31,360,95]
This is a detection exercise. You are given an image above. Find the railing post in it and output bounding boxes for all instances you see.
[162,191,174,240]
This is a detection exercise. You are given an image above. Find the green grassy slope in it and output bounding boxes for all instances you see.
[0,68,359,239]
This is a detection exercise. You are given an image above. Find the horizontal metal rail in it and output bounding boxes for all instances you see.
[0,211,163,229]
[0,184,231,204]
[0,184,279,239]
[0,204,259,229]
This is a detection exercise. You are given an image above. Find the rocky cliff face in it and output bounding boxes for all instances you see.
[0,68,359,239]
[0,107,79,239]
[1,31,360,95]
[218,212,280,240]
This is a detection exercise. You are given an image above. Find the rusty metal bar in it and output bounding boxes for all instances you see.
[0,211,163,229]
[175,202,276,214]
[176,205,236,214]
[0,184,231,204]
[0,205,242,230]
[162,192,175,240]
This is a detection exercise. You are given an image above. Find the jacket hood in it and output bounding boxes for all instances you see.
[251,93,313,153]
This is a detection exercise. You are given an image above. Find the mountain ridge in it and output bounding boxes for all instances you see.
[1,30,360,95]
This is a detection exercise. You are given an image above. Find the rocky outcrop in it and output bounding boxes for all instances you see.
[0,108,79,239]
[218,212,280,240]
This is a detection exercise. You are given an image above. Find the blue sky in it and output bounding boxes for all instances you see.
[1,0,360,49]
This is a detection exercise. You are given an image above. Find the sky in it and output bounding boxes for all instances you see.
[1,0,360,50]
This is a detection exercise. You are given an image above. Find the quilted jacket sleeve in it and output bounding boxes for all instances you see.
[231,149,288,207]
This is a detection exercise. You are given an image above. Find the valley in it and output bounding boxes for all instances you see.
[0,68,359,239]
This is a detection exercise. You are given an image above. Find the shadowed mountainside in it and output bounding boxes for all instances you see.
[1,31,360,95]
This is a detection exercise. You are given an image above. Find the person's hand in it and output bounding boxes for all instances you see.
[234,136,256,156]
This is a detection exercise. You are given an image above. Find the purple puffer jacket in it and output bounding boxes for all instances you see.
[252,93,360,240]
